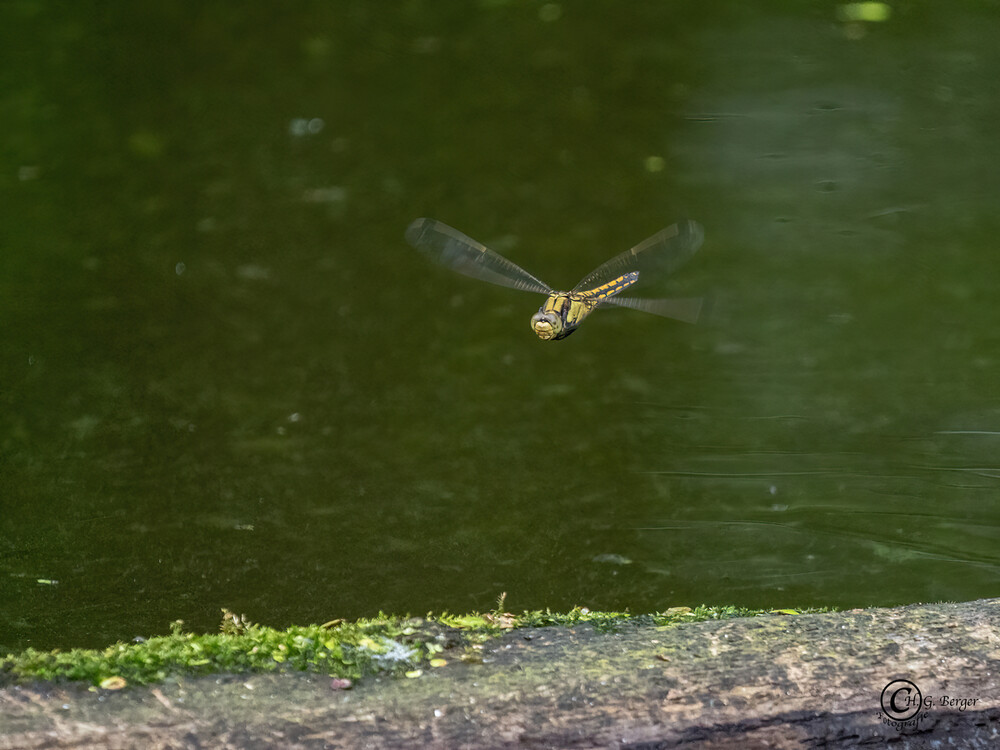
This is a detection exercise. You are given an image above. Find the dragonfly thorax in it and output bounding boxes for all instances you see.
[531,292,600,341]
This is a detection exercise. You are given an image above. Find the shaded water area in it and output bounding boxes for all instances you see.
[2,2,999,651]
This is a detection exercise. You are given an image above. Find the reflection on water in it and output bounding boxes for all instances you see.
[3,3,1000,651]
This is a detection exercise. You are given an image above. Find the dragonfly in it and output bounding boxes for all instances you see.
[405,218,705,340]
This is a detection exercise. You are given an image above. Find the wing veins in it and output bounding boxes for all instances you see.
[571,220,704,293]
[603,295,704,323]
[406,218,552,294]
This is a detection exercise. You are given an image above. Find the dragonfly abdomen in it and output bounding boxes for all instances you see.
[580,271,639,300]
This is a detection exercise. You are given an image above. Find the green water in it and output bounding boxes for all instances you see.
[3,2,999,651]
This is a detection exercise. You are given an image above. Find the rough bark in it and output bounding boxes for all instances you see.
[2,598,998,748]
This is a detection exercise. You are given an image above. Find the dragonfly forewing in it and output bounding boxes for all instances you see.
[406,218,553,295]
[571,219,704,293]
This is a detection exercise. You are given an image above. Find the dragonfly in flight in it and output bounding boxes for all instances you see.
[405,218,704,341]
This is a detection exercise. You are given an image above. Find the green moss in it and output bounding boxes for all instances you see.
[1,604,829,688]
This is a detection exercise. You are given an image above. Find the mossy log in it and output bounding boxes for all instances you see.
[2,598,998,748]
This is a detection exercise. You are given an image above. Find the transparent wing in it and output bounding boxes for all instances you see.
[571,220,704,293]
[406,218,552,295]
[603,296,704,323]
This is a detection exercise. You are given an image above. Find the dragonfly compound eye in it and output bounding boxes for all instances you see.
[531,311,562,341]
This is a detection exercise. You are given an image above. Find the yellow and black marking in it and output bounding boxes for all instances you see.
[531,272,639,340]
[579,271,639,301]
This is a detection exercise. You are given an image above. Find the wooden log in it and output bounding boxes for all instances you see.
[2,598,998,748]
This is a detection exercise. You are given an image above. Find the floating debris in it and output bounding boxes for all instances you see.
[837,2,891,23]
[592,554,633,566]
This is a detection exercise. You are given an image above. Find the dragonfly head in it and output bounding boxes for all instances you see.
[531,310,563,340]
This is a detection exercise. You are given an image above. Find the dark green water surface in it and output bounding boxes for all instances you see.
[3,2,999,651]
